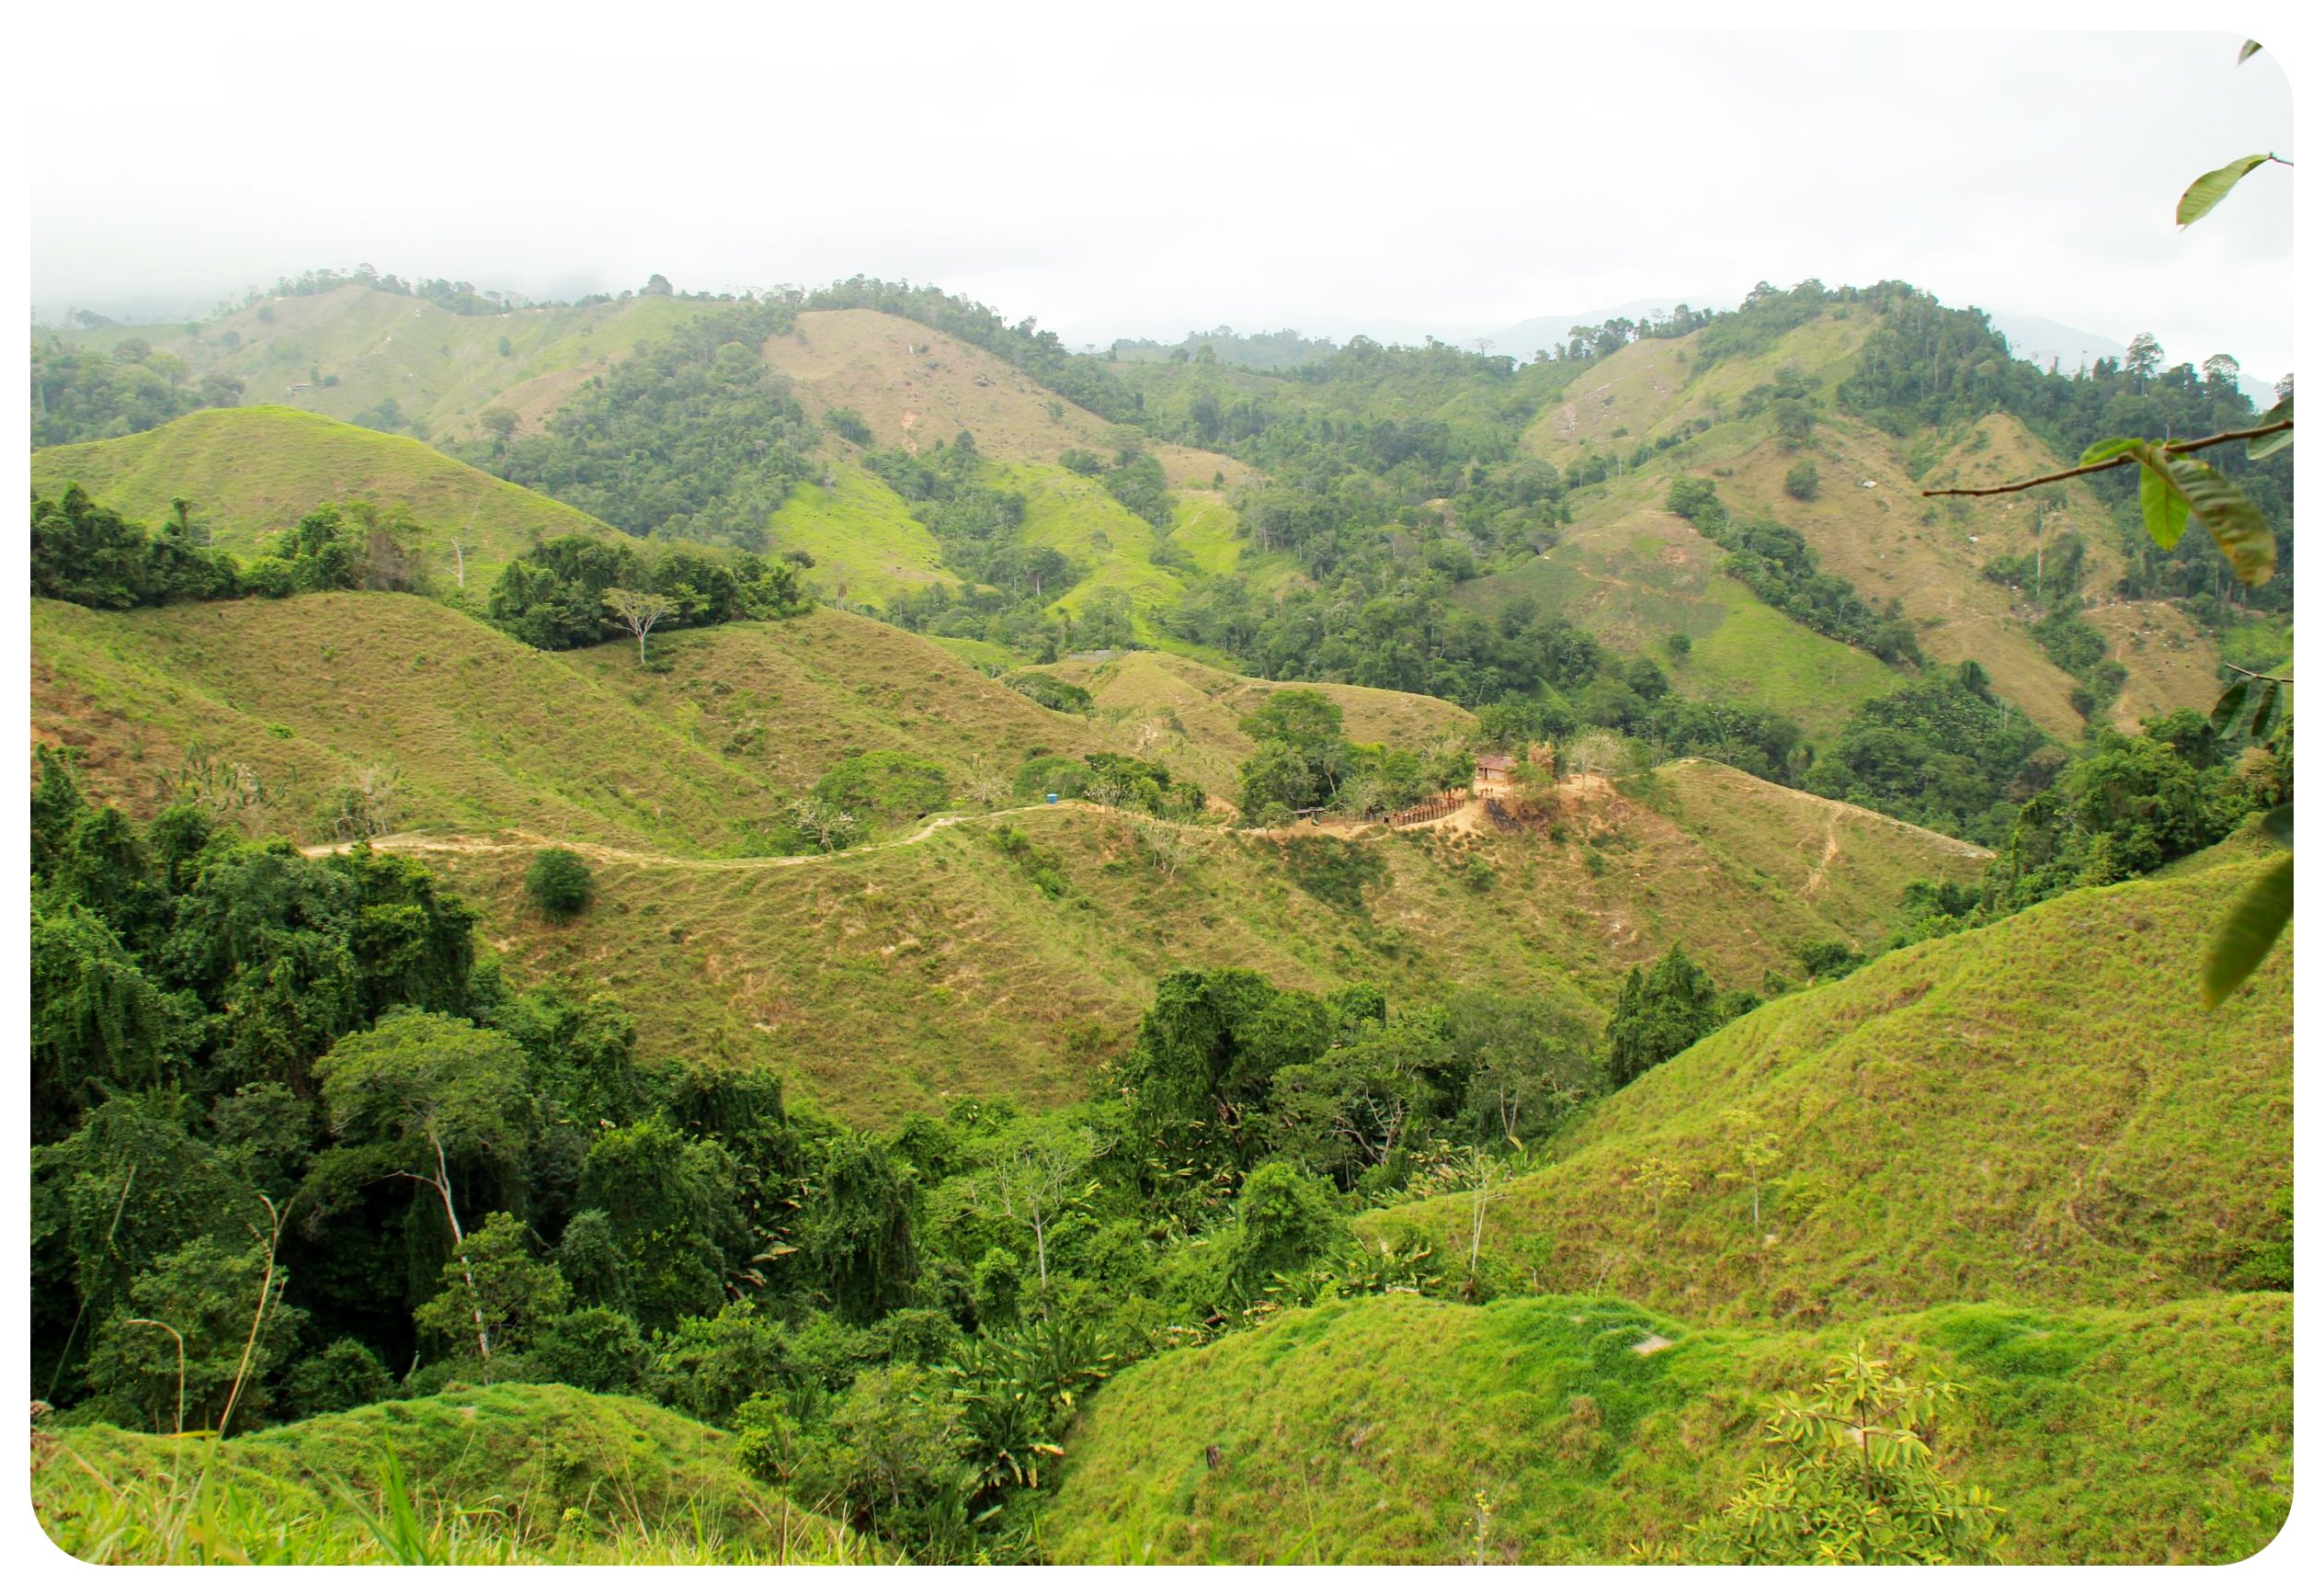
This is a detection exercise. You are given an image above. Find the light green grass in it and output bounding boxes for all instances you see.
[997,462,1190,618]
[33,1383,868,1565]
[1170,494,1245,576]
[402,758,1982,1125]
[1365,861,2292,1324]
[1045,1288,2289,1564]
[1457,539,1898,740]
[768,460,960,605]
[29,593,1103,854]
[925,634,1027,673]
[31,406,632,589]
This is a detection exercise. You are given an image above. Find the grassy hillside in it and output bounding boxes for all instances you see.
[763,308,1252,493]
[31,584,1988,1123]
[1366,861,2292,1324]
[33,1383,865,1565]
[1506,316,2218,742]
[766,459,961,605]
[28,594,1103,852]
[361,758,1983,1124]
[1045,1289,2290,1565]
[2089,598,2228,734]
[64,285,725,441]
[30,406,632,588]
[1456,504,1903,740]
[758,308,1265,631]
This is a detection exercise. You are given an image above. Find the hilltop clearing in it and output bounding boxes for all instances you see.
[1365,861,2291,1323]
[30,407,632,589]
[1046,1289,2289,1565]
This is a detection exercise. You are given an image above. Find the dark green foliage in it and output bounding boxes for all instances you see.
[1603,945,1723,1089]
[486,301,815,548]
[1981,530,2086,605]
[576,1122,746,1332]
[1991,718,2263,902]
[1079,750,1204,820]
[80,1232,306,1434]
[1274,836,1388,914]
[1223,1162,1349,1293]
[791,1133,921,1324]
[1003,673,1091,714]
[861,430,1075,603]
[412,1211,572,1358]
[1783,461,1821,500]
[283,1337,394,1419]
[484,533,804,652]
[31,485,241,609]
[1100,438,1175,530]
[1234,688,1456,819]
[524,848,594,918]
[32,334,241,448]
[530,1305,651,1395]
[1805,664,2051,843]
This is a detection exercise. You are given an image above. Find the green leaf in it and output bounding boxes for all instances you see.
[2166,457,2277,584]
[2239,40,2263,64]
[2260,804,2292,846]
[2078,437,2143,467]
[2134,453,2191,551]
[2208,679,2250,735]
[2178,154,2273,227]
[2249,679,2282,742]
[2202,854,2292,1008]
[2249,393,2293,460]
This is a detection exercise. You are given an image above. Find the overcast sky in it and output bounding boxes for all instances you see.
[27,17,2296,385]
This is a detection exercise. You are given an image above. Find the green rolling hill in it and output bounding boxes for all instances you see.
[31,406,635,589]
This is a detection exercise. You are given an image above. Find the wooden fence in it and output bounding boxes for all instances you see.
[1386,790,1469,829]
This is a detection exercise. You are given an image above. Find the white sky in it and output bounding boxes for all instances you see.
[24,10,2299,387]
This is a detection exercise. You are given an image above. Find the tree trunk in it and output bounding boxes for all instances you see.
[430,1133,491,1362]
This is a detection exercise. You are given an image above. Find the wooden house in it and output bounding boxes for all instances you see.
[1472,753,1517,796]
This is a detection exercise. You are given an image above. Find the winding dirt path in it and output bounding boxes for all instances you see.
[1802,811,1843,899]
[299,801,1195,871]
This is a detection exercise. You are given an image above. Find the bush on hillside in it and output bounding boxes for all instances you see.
[813,752,950,827]
[1783,461,1821,500]
[1003,673,1092,715]
[526,849,595,918]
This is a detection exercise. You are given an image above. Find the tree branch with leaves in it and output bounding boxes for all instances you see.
[1925,37,2291,1007]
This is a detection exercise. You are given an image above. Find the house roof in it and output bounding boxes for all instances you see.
[1475,754,1517,771]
